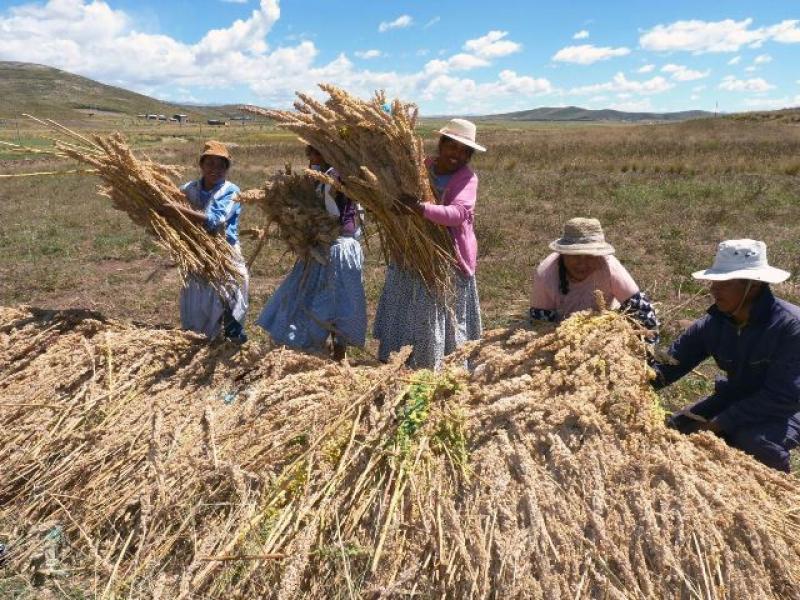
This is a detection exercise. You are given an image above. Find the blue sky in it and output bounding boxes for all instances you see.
[1,0,798,114]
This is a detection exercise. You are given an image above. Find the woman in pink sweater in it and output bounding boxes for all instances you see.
[373,119,485,369]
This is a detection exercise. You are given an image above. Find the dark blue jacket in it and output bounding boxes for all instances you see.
[653,287,800,432]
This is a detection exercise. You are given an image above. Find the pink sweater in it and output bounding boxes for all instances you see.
[420,160,479,276]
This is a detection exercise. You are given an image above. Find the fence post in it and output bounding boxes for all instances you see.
[15,118,21,146]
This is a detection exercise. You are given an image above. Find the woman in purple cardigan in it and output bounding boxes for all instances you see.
[373,119,485,369]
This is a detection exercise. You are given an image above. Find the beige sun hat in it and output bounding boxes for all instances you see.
[199,140,231,165]
[692,239,790,284]
[549,217,615,256]
[437,118,486,152]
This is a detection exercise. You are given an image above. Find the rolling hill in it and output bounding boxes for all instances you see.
[0,62,252,121]
[482,105,713,122]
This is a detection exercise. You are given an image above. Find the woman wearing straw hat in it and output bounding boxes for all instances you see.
[529,217,659,333]
[256,144,367,361]
[653,239,800,472]
[373,118,484,369]
[164,141,248,342]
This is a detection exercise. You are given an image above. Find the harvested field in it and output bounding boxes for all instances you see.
[1,305,799,598]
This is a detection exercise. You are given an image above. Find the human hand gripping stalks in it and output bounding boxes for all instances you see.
[244,85,457,294]
[239,164,340,265]
[18,115,244,294]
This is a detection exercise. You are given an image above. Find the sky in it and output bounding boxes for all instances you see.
[0,0,799,115]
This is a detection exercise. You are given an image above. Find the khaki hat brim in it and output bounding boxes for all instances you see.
[549,240,615,256]
[692,266,790,284]
[438,130,486,152]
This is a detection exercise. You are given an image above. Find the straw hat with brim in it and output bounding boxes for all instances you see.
[438,118,486,153]
[692,239,790,284]
[199,140,231,165]
[549,217,615,256]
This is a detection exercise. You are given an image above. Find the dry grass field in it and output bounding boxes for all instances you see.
[1,114,800,597]
[2,115,800,407]
[1,117,799,399]
[2,115,799,374]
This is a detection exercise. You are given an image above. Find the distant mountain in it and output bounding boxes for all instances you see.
[0,62,255,120]
[480,106,713,123]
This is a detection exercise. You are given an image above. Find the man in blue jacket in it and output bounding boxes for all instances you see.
[653,239,800,472]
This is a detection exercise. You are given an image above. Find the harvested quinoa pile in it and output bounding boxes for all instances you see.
[0,305,798,598]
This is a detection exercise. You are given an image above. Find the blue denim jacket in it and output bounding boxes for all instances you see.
[653,287,800,431]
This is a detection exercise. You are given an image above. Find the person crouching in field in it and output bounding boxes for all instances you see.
[373,118,484,369]
[257,145,367,361]
[161,141,248,343]
[652,239,800,472]
[529,217,659,336]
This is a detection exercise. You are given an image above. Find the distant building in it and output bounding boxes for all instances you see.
[173,114,188,123]
[207,119,227,126]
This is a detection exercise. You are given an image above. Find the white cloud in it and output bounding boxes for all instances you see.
[424,16,440,29]
[378,14,412,33]
[355,49,382,60]
[610,99,654,112]
[661,64,710,81]
[727,55,741,65]
[573,30,589,40]
[719,76,775,92]
[552,44,630,65]
[421,69,554,110]
[742,96,800,109]
[745,66,757,73]
[640,18,800,53]
[571,72,674,95]
[753,53,772,64]
[0,0,546,114]
[767,20,800,43]
[424,53,490,75]
[637,64,655,73]
[463,30,521,59]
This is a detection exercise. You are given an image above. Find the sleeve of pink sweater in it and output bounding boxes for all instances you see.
[420,171,477,226]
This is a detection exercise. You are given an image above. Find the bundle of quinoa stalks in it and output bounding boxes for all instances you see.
[244,85,457,294]
[239,165,340,265]
[22,115,244,293]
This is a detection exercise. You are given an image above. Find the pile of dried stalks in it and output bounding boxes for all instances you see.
[21,116,243,292]
[245,85,456,292]
[239,166,340,265]
[1,304,799,598]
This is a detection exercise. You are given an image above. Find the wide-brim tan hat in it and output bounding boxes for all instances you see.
[549,217,615,256]
[199,140,231,165]
[692,239,790,284]
[437,118,486,152]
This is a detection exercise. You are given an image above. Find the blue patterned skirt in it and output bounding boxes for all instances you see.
[257,237,366,351]
[373,264,482,369]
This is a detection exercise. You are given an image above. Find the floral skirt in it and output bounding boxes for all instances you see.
[373,264,482,370]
